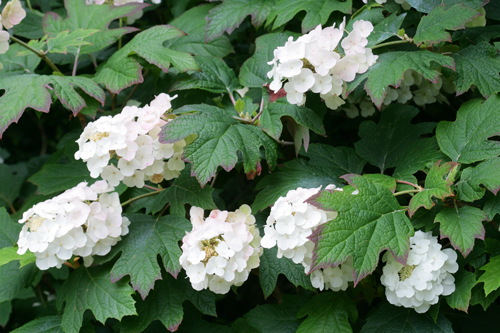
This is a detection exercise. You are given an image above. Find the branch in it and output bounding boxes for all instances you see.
[252,96,265,124]
[121,189,164,206]
[10,35,62,74]
[371,39,412,50]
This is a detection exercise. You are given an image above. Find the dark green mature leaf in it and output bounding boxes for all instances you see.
[28,160,91,195]
[0,164,24,210]
[0,208,21,248]
[239,32,298,88]
[56,263,137,333]
[445,268,476,312]
[0,261,38,303]
[11,316,63,333]
[45,29,98,54]
[457,157,500,202]
[452,26,500,46]
[242,295,304,332]
[43,0,144,55]
[477,255,500,296]
[354,105,436,173]
[360,303,454,332]
[308,175,413,285]
[347,51,454,108]
[408,161,458,216]
[470,284,500,311]
[0,74,105,138]
[414,4,479,46]
[266,0,352,33]
[297,292,357,333]
[405,0,487,13]
[0,301,11,328]
[483,193,500,220]
[259,247,313,298]
[0,44,41,77]
[367,13,407,48]
[260,100,325,140]
[177,303,233,333]
[252,144,365,211]
[205,0,277,41]
[160,106,277,187]
[435,206,486,257]
[165,4,233,58]
[120,273,216,333]
[96,25,198,94]
[447,42,500,97]
[171,56,241,94]
[436,95,500,164]
[92,214,190,300]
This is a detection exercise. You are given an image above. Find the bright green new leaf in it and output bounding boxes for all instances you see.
[242,295,304,332]
[0,164,24,210]
[205,0,277,41]
[0,247,36,268]
[45,29,98,54]
[457,157,500,202]
[0,44,41,77]
[120,273,216,332]
[11,316,62,333]
[259,247,314,298]
[159,106,277,187]
[297,292,357,333]
[252,144,365,211]
[347,51,454,107]
[259,100,325,140]
[405,0,487,13]
[367,13,407,48]
[266,0,352,33]
[445,268,476,312]
[0,74,105,138]
[56,263,137,333]
[477,255,500,297]
[360,303,454,332]
[28,161,92,195]
[354,105,436,173]
[43,0,144,55]
[408,161,458,216]
[436,94,500,164]
[309,175,413,285]
[414,4,479,46]
[435,206,486,257]
[170,55,241,94]
[96,25,199,94]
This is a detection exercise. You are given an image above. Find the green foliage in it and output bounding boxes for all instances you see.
[11,316,63,333]
[405,0,487,13]
[456,157,500,202]
[0,247,36,268]
[0,44,41,77]
[477,255,500,297]
[445,268,476,312]
[366,13,407,47]
[28,161,91,195]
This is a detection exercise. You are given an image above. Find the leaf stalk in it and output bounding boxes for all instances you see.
[10,35,63,74]
[121,189,164,206]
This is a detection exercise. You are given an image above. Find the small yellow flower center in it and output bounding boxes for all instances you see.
[89,132,110,142]
[28,215,44,232]
[201,236,223,264]
[398,265,417,281]
[150,174,164,184]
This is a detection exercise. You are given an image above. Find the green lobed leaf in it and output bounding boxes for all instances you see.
[413,4,480,46]
[252,144,366,211]
[120,272,216,332]
[95,25,199,94]
[0,261,38,303]
[477,255,500,297]
[45,29,98,54]
[0,301,12,327]
[435,206,486,257]
[176,303,233,333]
[56,262,137,333]
[0,74,105,138]
[483,193,500,221]
[408,161,458,216]
[0,44,41,77]
[92,214,190,300]
[354,104,436,173]
[360,303,454,332]
[296,292,357,333]
[12,10,44,40]
[363,174,397,192]
[0,207,21,249]
[470,284,500,311]
[452,26,500,47]
[456,157,500,202]
[0,247,36,268]
[308,175,414,285]
[405,0,487,13]
[0,165,24,211]
[367,13,407,48]
[159,106,277,187]
[11,316,63,333]
[445,268,476,312]
[205,0,277,42]
[347,51,454,108]
[436,94,500,164]
[259,100,325,140]
[259,247,314,298]
[28,160,92,195]
[266,0,353,33]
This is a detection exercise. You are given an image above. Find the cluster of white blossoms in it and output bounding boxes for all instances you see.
[17,181,130,270]
[261,186,355,291]
[75,93,186,189]
[267,19,378,110]
[0,0,27,54]
[380,231,458,313]
[180,205,263,294]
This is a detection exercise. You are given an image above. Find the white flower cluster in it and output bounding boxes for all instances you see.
[75,93,186,189]
[267,19,378,110]
[381,231,458,313]
[17,181,130,270]
[180,205,262,294]
[261,186,355,291]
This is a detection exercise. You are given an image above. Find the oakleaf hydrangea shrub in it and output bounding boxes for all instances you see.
[0,0,499,332]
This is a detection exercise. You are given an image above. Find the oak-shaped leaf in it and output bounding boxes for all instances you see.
[413,4,479,46]
[435,206,486,257]
[297,292,357,333]
[366,13,407,48]
[408,161,458,216]
[308,175,413,285]
[0,74,105,138]
[445,267,476,312]
[95,25,199,94]
[405,0,487,13]
[347,51,454,108]
[10,316,63,333]
[354,105,436,173]
[0,44,41,77]
[436,94,500,164]
[120,272,216,332]
[159,106,277,187]
[477,255,500,297]
[456,157,500,202]
[56,262,137,333]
